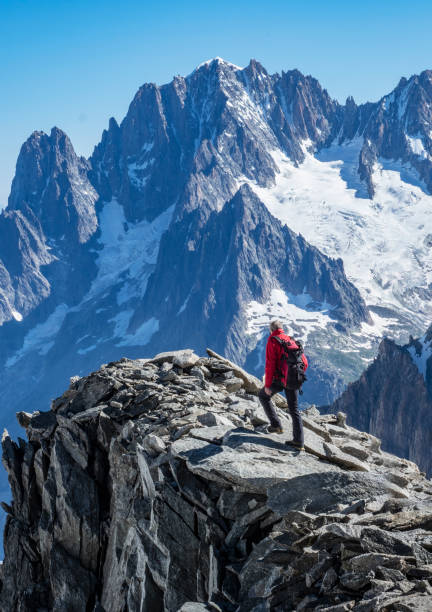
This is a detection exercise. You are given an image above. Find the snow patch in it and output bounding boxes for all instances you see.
[107,311,159,347]
[406,134,432,160]
[177,293,191,315]
[86,199,174,306]
[11,310,23,322]
[194,57,243,72]
[408,335,432,379]
[6,200,173,366]
[77,344,98,356]
[6,304,70,367]
[216,252,230,279]
[128,157,155,188]
[246,288,336,342]
[118,317,159,347]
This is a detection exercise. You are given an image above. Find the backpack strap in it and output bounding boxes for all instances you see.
[272,336,298,351]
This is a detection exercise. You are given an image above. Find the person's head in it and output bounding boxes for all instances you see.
[270,319,284,333]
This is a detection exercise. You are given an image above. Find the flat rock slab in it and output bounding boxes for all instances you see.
[267,470,409,516]
[172,429,341,495]
[189,425,233,444]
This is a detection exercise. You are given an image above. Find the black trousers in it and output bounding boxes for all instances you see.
[258,384,304,445]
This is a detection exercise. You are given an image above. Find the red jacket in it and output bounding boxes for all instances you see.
[264,328,308,388]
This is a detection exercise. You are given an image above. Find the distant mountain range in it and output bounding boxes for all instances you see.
[1,58,432,500]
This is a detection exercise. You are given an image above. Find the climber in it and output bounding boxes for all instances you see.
[258,319,308,451]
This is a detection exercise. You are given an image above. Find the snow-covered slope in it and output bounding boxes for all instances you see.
[248,141,432,344]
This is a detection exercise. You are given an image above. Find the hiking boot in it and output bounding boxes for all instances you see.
[286,440,305,451]
[267,426,284,434]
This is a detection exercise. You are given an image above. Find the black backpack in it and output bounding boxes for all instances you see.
[272,336,307,394]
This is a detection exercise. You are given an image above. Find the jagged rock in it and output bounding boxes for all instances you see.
[324,335,432,476]
[2,352,432,611]
[16,412,32,429]
[339,442,369,461]
[323,442,370,472]
[206,349,263,395]
[223,377,243,393]
[340,571,374,590]
[143,433,167,455]
[318,603,355,612]
[346,552,415,573]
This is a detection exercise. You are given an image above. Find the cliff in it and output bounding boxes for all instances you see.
[324,335,432,477]
[1,349,432,611]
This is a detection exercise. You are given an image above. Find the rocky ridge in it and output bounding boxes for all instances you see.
[0,127,98,325]
[2,350,432,611]
[323,325,432,477]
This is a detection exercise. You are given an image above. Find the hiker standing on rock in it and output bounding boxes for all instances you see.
[258,320,308,451]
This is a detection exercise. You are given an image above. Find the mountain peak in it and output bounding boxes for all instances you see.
[8,124,97,244]
[192,56,243,73]
[24,126,73,152]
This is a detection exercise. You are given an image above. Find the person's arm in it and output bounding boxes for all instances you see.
[264,337,276,388]
[302,353,308,371]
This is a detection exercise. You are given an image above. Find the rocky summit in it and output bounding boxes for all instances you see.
[2,350,432,611]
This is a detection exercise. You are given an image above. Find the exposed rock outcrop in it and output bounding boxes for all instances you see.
[0,127,99,325]
[323,328,432,476]
[352,70,432,197]
[2,350,432,611]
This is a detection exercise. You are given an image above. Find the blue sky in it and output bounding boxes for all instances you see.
[1,0,432,207]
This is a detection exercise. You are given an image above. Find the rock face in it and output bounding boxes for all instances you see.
[350,70,432,197]
[0,127,98,325]
[2,350,432,611]
[323,326,432,477]
[139,184,369,364]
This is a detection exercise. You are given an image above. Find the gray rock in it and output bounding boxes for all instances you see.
[177,604,220,612]
[323,442,370,472]
[340,571,374,590]
[2,352,432,611]
[346,552,414,573]
[190,426,232,445]
[151,350,199,369]
[172,429,341,495]
[197,412,235,428]
[224,377,243,392]
[339,442,370,461]
[143,433,167,455]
